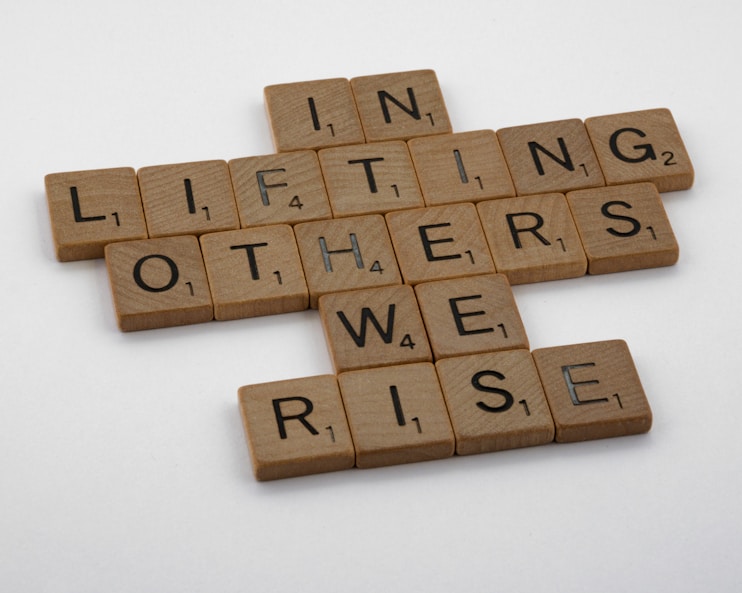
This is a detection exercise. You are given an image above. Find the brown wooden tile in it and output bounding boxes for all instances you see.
[435,350,554,455]
[476,193,587,284]
[532,340,652,442]
[407,130,516,206]
[200,225,308,321]
[585,108,694,193]
[264,78,365,152]
[385,203,495,285]
[497,119,605,196]
[228,151,332,227]
[105,235,213,331]
[318,140,424,217]
[337,363,455,469]
[45,167,148,261]
[319,285,432,373]
[238,375,355,481]
[137,160,239,238]
[293,214,402,308]
[350,69,452,143]
[566,182,679,274]
[414,273,529,360]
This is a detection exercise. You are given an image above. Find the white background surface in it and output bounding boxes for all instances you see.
[2,1,741,591]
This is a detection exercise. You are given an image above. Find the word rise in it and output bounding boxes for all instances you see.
[45,69,693,479]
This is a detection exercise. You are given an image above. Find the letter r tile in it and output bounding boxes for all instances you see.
[532,339,652,443]
[338,363,455,469]
[264,78,365,151]
[238,375,355,481]
[104,235,213,331]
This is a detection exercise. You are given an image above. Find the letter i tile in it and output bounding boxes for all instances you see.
[138,160,239,238]
[338,363,455,469]
[105,235,213,331]
[238,375,355,481]
[264,78,365,151]
[436,350,555,455]
[532,340,652,442]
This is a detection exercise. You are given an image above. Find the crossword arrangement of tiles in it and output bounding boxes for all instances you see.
[45,69,693,480]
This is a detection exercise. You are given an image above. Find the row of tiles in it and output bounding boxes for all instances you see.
[104,186,678,331]
[238,340,652,481]
[45,110,692,263]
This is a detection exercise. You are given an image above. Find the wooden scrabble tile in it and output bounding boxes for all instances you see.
[293,214,402,308]
[435,350,554,455]
[497,119,605,196]
[45,167,148,261]
[531,340,652,442]
[414,273,529,359]
[585,108,694,193]
[318,141,424,217]
[137,160,239,238]
[337,363,455,469]
[319,285,432,373]
[385,203,495,285]
[565,182,679,274]
[264,78,365,152]
[200,225,308,320]
[350,69,452,142]
[407,130,516,206]
[476,193,587,284]
[238,375,355,480]
[105,235,213,331]
[228,151,332,227]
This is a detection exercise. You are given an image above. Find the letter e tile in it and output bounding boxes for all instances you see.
[566,182,679,274]
[532,340,652,442]
[338,363,455,469]
[436,350,555,455]
[414,273,529,359]
[386,203,495,285]
[238,375,355,480]
[105,235,213,331]
[45,167,148,261]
